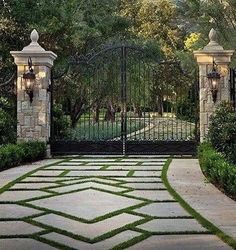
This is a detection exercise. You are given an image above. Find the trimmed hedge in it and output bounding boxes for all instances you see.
[198,142,236,198]
[208,102,236,164]
[0,141,46,171]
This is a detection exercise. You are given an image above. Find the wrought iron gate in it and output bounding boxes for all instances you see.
[51,45,199,155]
[230,68,236,110]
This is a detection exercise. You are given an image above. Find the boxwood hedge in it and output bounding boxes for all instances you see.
[0,141,46,171]
[198,142,236,198]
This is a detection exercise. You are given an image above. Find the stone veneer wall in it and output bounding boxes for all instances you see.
[17,65,51,143]
[198,63,230,141]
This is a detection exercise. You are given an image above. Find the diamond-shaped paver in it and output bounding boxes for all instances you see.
[0,239,56,250]
[29,189,142,220]
[0,204,41,219]
[0,221,43,236]
[42,230,141,250]
[34,213,142,239]
[134,203,190,217]
[137,219,208,233]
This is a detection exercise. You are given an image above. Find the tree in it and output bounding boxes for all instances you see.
[120,0,183,57]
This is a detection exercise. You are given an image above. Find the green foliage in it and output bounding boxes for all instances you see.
[120,0,182,57]
[0,98,16,145]
[0,141,46,171]
[198,142,236,198]
[208,102,236,164]
[176,96,196,123]
[53,104,71,138]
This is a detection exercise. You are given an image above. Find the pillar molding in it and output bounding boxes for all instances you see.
[194,28,234,142]
[10,29,57,156]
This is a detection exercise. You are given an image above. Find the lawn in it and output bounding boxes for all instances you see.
[65,115,195,141]
[67,119,145,141]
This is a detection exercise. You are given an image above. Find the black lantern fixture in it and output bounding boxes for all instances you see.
[23,57,35,103]
[207,60,221,103]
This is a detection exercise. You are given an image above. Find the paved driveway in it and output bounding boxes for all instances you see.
[0,156,232,249]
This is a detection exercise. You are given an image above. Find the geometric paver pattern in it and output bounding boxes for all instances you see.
[0,156,232,249]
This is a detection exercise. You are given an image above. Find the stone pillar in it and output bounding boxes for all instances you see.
[194,28,234,142]
[11,29,57,156]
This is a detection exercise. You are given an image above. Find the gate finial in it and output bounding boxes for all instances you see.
[22,29,45,52]
[30,29,39,44]
[203,28,223,51]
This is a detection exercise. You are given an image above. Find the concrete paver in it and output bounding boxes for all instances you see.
[0,190,49,202]
[29,189,142,220]
[127,190,174,201]
[127,235,232,250]
[0,204,41,219]
[134,202,190,217]
[0,221,43,235]
[0,239,57,250]
[42,230,141,250]
[137,218,208,232]
[34,213,142,239]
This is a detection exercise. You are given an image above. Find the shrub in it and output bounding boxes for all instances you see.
[53,104,70,138]
[0,141,46,171]
[208,102,236,164]
[0,109,16,145]
[198,142,236,198]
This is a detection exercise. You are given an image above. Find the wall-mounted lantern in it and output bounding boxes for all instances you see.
[23,57,35,103]
[207,60,221,103]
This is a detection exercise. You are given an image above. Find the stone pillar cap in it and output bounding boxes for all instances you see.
[22,29,45,52]
[10,29,57,67]
[203,28,224,51]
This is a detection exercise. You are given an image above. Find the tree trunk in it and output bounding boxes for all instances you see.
[104,100,115,122]
[92,102,100,123]
[70,100,85,128]
[156,95,163,117]
[133,103,142,118]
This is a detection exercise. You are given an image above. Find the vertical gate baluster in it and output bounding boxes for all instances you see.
[121,46,127,155]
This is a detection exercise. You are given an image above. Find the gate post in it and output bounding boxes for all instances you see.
[10,30,57,156]
[194,28,234,142]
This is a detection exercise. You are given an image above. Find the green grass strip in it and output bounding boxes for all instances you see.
[127,170,135,177]
[100,165,110,170]
[162,159,236,249]
[58,170,70,177]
